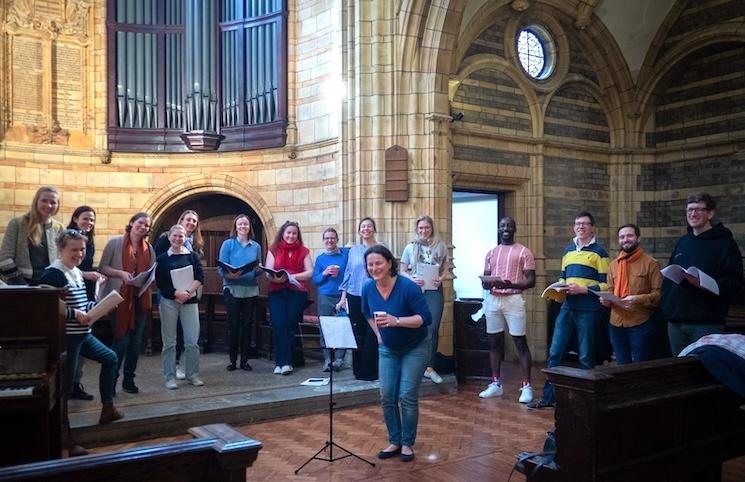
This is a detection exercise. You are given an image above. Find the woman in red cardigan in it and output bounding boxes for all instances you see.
[264,221,313,375]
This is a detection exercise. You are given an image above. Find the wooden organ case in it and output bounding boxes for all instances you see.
[0,288,65,466]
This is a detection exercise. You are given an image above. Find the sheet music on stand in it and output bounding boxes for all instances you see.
[318,316,357,350]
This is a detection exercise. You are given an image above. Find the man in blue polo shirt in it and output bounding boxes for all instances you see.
[528,211,609,409]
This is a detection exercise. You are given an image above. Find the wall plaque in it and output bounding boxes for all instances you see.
[11,37,44,126]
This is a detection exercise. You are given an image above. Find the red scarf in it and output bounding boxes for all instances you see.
[114,233,152,339]
[614,247,644,298]
[270,240,309,292]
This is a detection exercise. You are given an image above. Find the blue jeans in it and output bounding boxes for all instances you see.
[608,319,655,365]
[540,307,598,404]
[160,298,201,381]
[110,299,146,385]
[424,288,444,367]
[67,333,118,403]
[224,289,256,366]
[667,322,724,357]
[268,289,307,367]
[378,334,430,447]
[317,293,345,364]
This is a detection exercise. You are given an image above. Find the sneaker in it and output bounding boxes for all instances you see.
[70,383,94,401]
[176,368,186,380]
[188,377,204,387]
[273,366,282,375]
[122,380,139,394]
[332,359,344,372]
[425,369,443,384]
[527,399,554,410]
[165,379,178,390]
[322,362,331,373]
[519,384,533,404]
[280,365,293,375]
[479,382,504,398]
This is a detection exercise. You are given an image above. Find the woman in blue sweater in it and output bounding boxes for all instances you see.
[155,224,204,389]
[311,227,349,371]
[361,245,432,463]
[218,214,262,372]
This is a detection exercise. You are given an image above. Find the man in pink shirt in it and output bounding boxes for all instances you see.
[479,217,536,403]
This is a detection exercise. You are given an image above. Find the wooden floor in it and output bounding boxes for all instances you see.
[92,375,745,481]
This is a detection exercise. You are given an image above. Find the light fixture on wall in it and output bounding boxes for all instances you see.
[450,110,464,122]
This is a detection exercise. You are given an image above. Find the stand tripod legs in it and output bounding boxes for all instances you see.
[294,348,375,474]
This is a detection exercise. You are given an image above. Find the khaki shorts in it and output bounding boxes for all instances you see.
[484,293,526,336]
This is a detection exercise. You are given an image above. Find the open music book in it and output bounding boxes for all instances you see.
[661,264,719,295]
[217,259,259,274]
[259,265,302,288]
[541,282,569,303]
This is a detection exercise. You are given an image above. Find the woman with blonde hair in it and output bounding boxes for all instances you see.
[0,186,64,285]
[399,215,449,384]
[154,209,204,257]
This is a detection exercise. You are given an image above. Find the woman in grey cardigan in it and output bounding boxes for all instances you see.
[99,212,156,395]
[0,186,64,285]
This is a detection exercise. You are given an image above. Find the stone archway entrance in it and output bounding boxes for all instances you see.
[150,193,266,356]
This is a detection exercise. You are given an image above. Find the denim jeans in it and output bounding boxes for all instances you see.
[110,298,146,385]
[317,293,345,364]
[424,288,444,367]
[667,322,724,357]
[378,334,430,447]
[268,289,307,367]
[67,333,118,403]
[540,307,598,404]
[608,318,656,365]
[160,298,200,381]
[224,289,257,366]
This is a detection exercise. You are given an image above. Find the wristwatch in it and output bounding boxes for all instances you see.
[395,317,400,325]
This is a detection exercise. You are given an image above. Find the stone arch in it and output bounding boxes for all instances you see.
[450,54,542,137]
[635,24,745,144]
[542,76,617,147]
[142,173,277,239]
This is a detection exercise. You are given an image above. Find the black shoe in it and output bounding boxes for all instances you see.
[399,452,415,462]
[70,383,94,401]
[527,399,554,410]
[226,363,237,372]
[240,362,252,371]
[377,447,401,459]
[122,381,139,394]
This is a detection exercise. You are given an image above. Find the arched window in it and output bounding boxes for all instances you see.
[107,0,287,152]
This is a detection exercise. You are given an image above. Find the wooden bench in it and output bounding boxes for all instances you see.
[0,423,261,482]
[518,357,745,482]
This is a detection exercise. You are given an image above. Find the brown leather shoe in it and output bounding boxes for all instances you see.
[99,402,124,424]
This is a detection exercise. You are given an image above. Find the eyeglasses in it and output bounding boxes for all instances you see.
[574,222,593,226]
[686,207,710,214]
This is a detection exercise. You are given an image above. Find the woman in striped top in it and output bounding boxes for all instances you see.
[39,229,123,425]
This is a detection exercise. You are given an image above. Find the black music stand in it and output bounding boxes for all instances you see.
[294,318,375,473]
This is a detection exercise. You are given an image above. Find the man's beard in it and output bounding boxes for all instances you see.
[621,242,639,254]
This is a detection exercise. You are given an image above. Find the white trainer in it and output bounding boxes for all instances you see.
[176,367,186,380]
[425,369,443,384]
[273,366,282,375]
[479,382,504,398]
[188,377,204,387]
[281,365,293,375]
[519,384,533,404]
[165,379,178,390]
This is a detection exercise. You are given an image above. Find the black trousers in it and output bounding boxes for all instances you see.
[347,294,378,381]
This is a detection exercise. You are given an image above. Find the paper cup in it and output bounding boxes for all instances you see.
[374,311,387,319]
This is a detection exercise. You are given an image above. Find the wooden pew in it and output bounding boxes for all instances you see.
[518,357,745,482]
[0,423,262,482]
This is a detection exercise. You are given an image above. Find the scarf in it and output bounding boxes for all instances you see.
[114,233,152,339]
[614,246,645,298]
